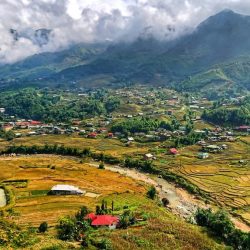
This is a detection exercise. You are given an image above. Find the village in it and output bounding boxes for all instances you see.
[0,86,249,249]
[0,87,249,163]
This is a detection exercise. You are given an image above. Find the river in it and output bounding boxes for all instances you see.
[0,188,6,207]
[90,162,250,232]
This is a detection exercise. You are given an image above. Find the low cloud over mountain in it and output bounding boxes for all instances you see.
[1,0,250,64]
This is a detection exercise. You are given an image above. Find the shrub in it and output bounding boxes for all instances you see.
[147,186,157,200]
[38,222,48,233]
[98,162,105,169]
[57,216,76,241]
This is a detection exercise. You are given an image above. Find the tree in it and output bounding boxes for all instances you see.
[38,222,48,233]
[105,97,121,113]
[162,198,170,207]
[96,205,101,215]
[75,206,89,221]
[57,216,77,241]
[98,162,105,169]
[118,210,135,229]
[147,186,157,200]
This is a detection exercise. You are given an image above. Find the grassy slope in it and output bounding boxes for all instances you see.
[0,155,225,250]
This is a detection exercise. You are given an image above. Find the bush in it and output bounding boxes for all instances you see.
[57,216,76,241]
[38,222,48,233]
[98,162,105,169]
[92,238,112,250]
[147,186,157,200]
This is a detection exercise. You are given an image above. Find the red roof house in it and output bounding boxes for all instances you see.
[88,132,97,138]
[85,213,97,221]
[107,132,114,138]
[169,148,178,155]
[85,213,119,228]
[30,120,42,125]
[235,126,250,132]
[15,121,30,128]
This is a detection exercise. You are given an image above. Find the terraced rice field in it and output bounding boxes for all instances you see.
[169,139,250,224]
[2,134,152,158]
[0,155,146,226]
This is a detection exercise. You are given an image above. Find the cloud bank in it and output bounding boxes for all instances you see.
[1,0,250,64]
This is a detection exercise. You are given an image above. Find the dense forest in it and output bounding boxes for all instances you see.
[0,89,120,122]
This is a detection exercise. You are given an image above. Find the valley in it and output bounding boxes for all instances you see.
[0,6,250,250]
[0,85,249,249]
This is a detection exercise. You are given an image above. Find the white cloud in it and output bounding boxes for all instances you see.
[0,0,250,64]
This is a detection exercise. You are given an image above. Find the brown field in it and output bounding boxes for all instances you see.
[0,155,146,226]
[2,134,152,158]
[0,154,225,250]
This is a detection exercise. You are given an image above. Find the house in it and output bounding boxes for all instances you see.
[88,132,97,138]
[169,148,178,155]
[127,137,135,142]
[98,128,107,133]
[0,108,5,113]
[85,213,119,229]
[27,131,37,136]
[197,140,207,146]
[144,153,154,160]
[2,125,13,131]
[15,133,22,138]
[235,126,250,132]
[198,152,209,159]
[72,120,81,126]
[50,185,85,195]
[15,121,30,129]
[30,120,42,126]
[107,132,114,138]
[203,145,221,153]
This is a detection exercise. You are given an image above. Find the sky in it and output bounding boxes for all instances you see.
[1,0,250,64]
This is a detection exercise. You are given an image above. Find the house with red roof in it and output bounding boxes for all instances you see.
[235,126,250,132]
[169,148,178,155]
[15,121,30,129]
[87,132,97,138]
[30,120,42,125]
[107,132,114,138]
[85,213,119,229]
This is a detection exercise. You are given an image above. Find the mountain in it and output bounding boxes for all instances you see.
[1,9,250,92]
[0,43,108,81]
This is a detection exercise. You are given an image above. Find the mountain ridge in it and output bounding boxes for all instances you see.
[1,9,250,92]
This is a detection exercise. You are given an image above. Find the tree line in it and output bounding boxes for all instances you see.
[2,144,120,165]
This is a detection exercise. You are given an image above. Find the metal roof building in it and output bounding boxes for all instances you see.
[50,184,85,195]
